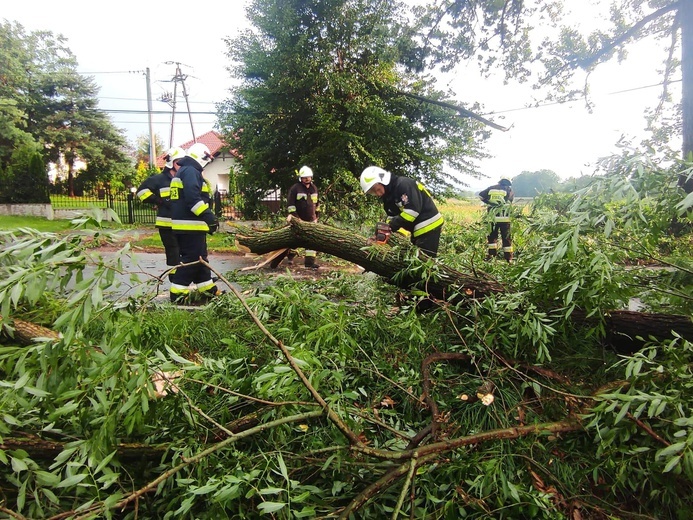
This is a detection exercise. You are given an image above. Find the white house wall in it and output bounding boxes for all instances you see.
[202,154,238,194]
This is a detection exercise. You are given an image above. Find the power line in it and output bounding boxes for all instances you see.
[101,108,216,115]
[100,95,215,105]
[481,79,680,117]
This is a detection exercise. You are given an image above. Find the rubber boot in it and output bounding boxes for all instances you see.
[304,256,319,269]
[270,249,289,269]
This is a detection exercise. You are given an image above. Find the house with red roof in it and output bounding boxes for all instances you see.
[156,130,240,194]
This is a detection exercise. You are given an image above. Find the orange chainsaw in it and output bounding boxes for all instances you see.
[375,222,392,244]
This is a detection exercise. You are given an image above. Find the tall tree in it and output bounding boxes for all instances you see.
[135,133,166,166]
[218,0,490,211]
[411,0,693,192]
[0,21,37,170]
[512,169,561,197]
[0,21,130,196]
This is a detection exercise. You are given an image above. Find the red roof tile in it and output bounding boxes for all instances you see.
[155,130,231,168]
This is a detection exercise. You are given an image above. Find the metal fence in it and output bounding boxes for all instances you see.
[49,189,283,224]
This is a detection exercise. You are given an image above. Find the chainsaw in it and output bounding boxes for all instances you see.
[375,222,392,244]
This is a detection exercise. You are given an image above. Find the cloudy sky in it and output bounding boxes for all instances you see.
[3,1,677,191]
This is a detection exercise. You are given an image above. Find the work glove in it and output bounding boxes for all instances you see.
[202,211,219,235]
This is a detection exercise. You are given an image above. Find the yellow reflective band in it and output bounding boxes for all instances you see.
[155,217,172,227]
[197,280,215,291]
[191,201,209,216]
[160,187,171,197]
[138,189,153,201]
[172,219,209,231]
[400,208,418,222]
[417,182,432,197]
[412,214,444,237]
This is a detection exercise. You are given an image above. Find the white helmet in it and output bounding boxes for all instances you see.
[187,142,213,168]
[360,166,391,193]
[164,146,185,168]
[298,165,313,178]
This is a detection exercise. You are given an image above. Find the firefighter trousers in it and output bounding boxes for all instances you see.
[169,233,218,301]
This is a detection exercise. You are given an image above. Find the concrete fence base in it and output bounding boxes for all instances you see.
[0,203,54,219]
[0,204,120,221]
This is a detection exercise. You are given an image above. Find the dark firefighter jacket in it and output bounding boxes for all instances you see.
[479,183,514,223]
[136,168,175,228]
[382,175,444,237]
[170,156,217,233]
[287,181,319,222]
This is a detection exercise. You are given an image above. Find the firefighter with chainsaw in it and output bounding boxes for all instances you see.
[169,143,222,303]
[479,176,514,262]
[271,165,321,269]
[360,166,444,257]
[136,146,185,281]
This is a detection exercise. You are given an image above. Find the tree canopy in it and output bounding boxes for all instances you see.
[510,169,561,197]
[410,0,693,190]
[217,0,491,213]
[0,20,130,196]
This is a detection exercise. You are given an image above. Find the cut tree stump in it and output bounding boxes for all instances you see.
[241,248,290,271]
[230,219,693,351]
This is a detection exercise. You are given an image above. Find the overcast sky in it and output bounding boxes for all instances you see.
[3,0,678,191]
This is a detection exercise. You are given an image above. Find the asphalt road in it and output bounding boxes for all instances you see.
[82,249,261,298]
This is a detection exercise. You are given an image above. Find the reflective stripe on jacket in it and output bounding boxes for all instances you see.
[287,181,319,221]
[170,157,215,233]
[479,183,514,223]
[382,175,443,238]
[136,168,176,228]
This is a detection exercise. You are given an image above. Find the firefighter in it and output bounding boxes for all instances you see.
[169,142,221,303]
[360,166,444,257]
[479,176,514,262]
[271,165,321,269]
[136,146,185,280]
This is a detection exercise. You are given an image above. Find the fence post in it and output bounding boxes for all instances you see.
[127,190,135,224]
[106,183,114,211]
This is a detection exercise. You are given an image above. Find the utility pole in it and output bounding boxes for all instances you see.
[145,67,156,168]
[162,62,197,146]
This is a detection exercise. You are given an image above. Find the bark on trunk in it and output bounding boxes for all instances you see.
[0,436,167,462]
[232,219,505,299]
[0,317,60,344]
[231,220,693,351]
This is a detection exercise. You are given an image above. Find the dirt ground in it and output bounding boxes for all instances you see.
[92,229,363,283]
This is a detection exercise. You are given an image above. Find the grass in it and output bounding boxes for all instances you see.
[439,197,484,224]
[0,214,240,253]
[0,215,76,232]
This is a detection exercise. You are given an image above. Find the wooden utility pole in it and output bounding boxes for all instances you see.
[146,67,156,168]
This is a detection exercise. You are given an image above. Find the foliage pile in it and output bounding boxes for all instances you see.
[0,157,692,519]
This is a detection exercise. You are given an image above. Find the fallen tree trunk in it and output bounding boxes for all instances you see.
[0,435,168,463]
[0,316,60,344]
[231,220,693,350]
[231,219,506,299]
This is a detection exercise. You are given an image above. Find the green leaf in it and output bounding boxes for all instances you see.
[259,487,285,495]
[257,501,286,514]
[11,456,28,472]
[56,473,88,488]
[663,455,682,473]
[656,442,686,460]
